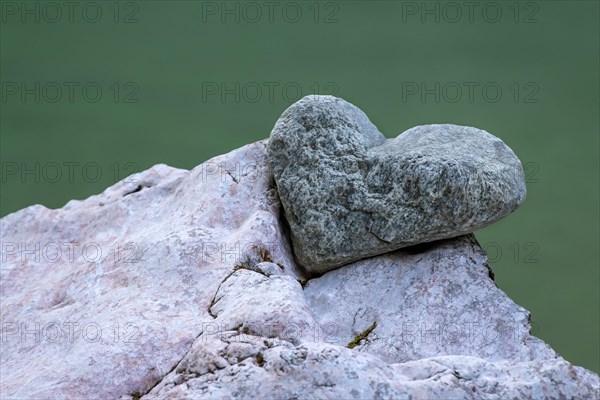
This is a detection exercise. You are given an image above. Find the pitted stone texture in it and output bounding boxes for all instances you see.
[136,235,599,399]
[2,139,596,400]
[267,95,526,273]
[208,267,322,344]
[0,141,298,400]
[304,235,556,364]
[140,333,599,400]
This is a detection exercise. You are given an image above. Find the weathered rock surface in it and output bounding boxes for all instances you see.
[141,336,598,400]
[268,95,527,274]
[0,141,296,399]
[304,235,556,364]
[1,140,597,400]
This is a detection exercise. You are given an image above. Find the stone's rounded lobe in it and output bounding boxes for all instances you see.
[267,95,527,274]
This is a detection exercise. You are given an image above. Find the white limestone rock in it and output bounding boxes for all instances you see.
[1,140,597,400]
[303,235,556,363]
[0,141,295,399]
[142,335,599,400]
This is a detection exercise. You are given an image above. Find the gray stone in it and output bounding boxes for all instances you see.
[267,95,527,274]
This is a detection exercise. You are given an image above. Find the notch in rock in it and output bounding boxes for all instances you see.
[123,184,150,197]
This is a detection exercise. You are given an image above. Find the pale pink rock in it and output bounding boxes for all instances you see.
[1,140,597,399]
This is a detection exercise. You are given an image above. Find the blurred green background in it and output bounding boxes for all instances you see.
[1,1,598,373]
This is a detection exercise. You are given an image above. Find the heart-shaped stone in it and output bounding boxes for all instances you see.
[267,95,526,274]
